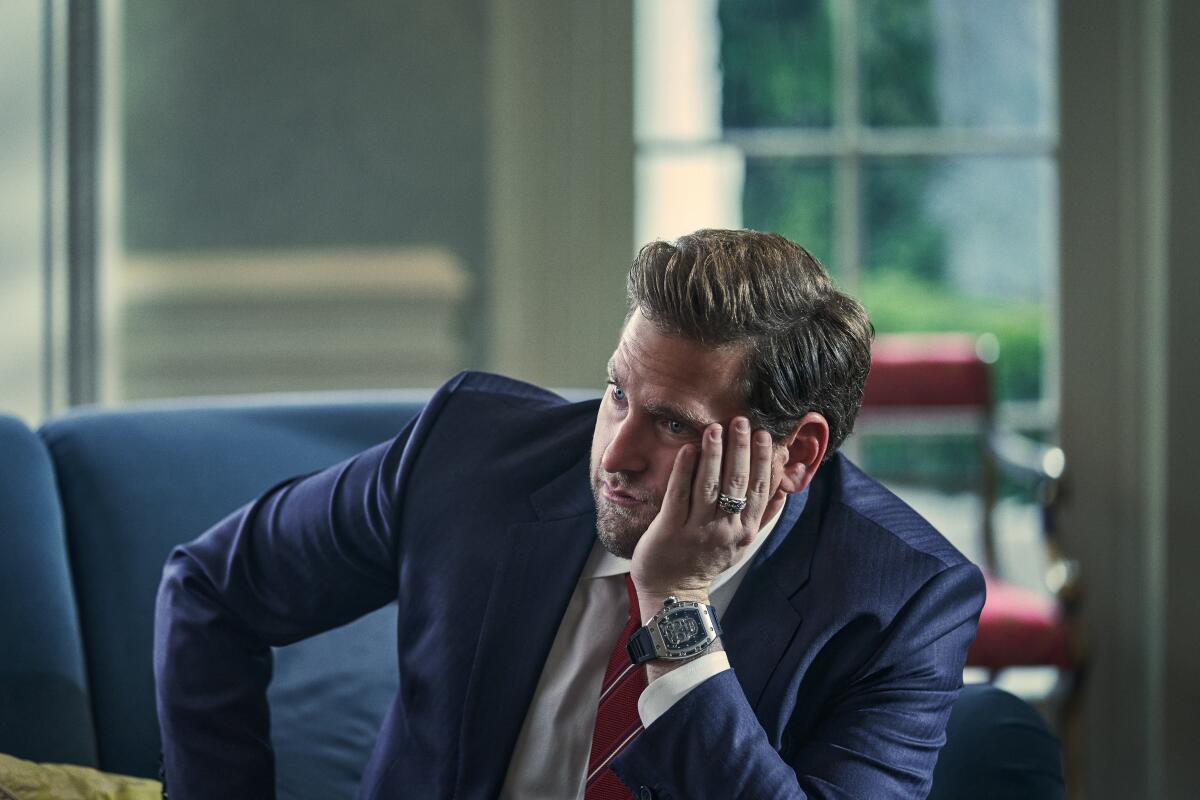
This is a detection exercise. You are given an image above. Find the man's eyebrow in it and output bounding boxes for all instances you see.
[643,399,714,432]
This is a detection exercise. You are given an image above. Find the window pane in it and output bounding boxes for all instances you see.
[741,159,835,272]
[862,156,1056,402]
[719,0,834,128]
[861,0,1056,131]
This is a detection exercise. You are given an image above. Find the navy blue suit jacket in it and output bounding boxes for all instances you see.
[155,372,985,798]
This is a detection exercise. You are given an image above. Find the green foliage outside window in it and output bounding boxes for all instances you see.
[741,160,834,269]
[718,0,833,128]
[864,160,948,285]
[859,0,940,127]
[718,0,1045,408]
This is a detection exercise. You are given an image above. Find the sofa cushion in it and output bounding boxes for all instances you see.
[268,602,399,799]
[38,395,426,796]
[0,415,98,767]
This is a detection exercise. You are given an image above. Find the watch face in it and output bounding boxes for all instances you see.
[658,607,708,651]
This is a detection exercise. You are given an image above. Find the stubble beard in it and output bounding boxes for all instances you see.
[590,466,661,560]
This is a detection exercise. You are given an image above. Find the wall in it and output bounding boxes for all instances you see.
[1059,0,1199,796]
[1163,2,1200,795]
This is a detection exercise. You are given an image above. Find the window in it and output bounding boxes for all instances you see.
[638,0,1056,411]
[637,0,1059,580]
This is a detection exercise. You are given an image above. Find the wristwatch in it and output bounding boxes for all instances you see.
[627,596,722,665]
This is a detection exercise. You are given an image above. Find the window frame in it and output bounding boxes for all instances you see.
[635,0,1061,431]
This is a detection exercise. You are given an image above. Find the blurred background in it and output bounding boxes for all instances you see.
[1,0,1196,797]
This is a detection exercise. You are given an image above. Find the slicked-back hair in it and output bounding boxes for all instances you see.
[627,229,874,455]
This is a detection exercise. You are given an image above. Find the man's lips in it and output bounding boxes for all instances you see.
[601,482,644,506]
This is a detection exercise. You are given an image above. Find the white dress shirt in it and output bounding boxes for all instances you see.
[500,508,783,799]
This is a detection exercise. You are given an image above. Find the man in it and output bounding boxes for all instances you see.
[155,229,985,798]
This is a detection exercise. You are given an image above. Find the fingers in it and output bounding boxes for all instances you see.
[720,417,752,510]
[684,418,770,529]
[692,423,724,515]
[659,443,698,528]
[743,429,774,525]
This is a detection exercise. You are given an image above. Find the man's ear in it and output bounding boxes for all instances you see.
[775,412,830,495]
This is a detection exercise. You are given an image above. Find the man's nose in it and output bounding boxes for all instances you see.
[601,415,648,475]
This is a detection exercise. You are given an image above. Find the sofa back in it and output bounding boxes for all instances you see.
[19,393,427,796]
[0,415,98,767]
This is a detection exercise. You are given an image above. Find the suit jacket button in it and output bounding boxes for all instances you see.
[638,787,654,800]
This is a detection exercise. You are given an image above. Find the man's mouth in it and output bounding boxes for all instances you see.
[600,481,644,507]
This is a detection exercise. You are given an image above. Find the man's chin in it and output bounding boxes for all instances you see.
[594,505,647,560]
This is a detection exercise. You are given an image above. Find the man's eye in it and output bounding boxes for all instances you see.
[610,384,626,403]
[666,419,687,435]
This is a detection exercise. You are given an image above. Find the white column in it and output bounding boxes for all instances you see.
[634,0,742,246]
[1059,0,1200,795]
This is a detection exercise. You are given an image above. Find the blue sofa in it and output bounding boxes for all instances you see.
[0,393,1063,798]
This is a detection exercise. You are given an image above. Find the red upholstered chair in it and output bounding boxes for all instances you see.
[859,333,1080,679]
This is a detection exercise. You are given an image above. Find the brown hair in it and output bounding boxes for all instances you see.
[627,229,874,454]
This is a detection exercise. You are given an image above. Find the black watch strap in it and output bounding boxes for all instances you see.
[628,626,657,665]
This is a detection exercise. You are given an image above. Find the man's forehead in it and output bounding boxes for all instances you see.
[610,313,747,379]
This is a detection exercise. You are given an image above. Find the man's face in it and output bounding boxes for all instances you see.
[590,309,754,558]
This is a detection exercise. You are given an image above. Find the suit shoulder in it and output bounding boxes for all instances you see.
[824,454,976,572]
[432,370,598,429]
[406,371,598,482]
[380,372,598,526]
[442,370,575,406]
[796,456,985,642]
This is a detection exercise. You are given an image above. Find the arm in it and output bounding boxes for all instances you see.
[618,414,985,797]
[153,423,413,798]
[615,562,984,799]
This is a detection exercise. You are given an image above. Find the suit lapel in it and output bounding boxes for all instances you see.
[453,452,841,792]
[454,459,596,798]
[722,459,834,711]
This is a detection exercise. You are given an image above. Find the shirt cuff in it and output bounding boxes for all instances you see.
[636,651,731,727]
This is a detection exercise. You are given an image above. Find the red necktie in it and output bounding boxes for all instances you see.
[585,574,648,799]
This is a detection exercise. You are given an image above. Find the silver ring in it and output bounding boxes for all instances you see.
[717,492,747,514]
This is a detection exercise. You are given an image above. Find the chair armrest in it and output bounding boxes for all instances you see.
[986,430,1079,599]
[988,430,1065,485]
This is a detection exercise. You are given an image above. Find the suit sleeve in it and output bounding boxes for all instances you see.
[612,562,986,799]
[153,420,415,799]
